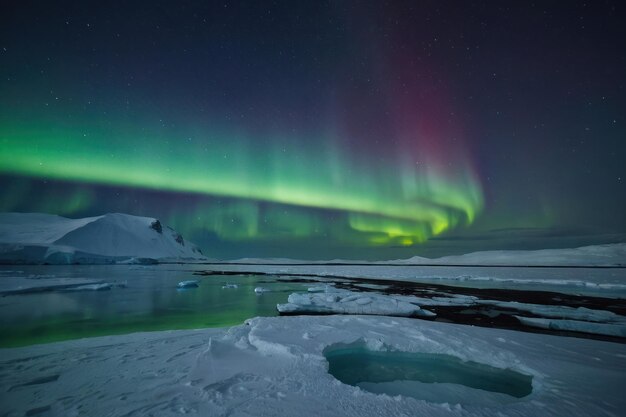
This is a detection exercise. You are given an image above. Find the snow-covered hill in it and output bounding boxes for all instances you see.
[0,213,206,264]
[398,243,626,267]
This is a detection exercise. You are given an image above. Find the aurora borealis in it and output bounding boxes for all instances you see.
[1,1,625,259]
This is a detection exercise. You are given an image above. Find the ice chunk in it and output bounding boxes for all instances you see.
[177,280,199,289]
[307,285,329,293]
[222,283,238,289]
[64,283,113,291]
[355,297,372,305]
[254,287,271,294]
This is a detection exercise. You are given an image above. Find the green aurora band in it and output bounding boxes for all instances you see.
[0,124,483,246]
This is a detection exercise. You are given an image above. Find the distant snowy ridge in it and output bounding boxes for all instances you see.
[229,244,626,267]
[0,212,206,264]
[396,244,626,266]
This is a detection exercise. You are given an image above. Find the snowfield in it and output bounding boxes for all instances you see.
[0,214,624,417]
[0,212,206,264]
[1,315,624,417]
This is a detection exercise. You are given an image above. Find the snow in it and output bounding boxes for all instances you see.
[1,315,625,417]
[0,230,624,416]
[0,212,206,264]
[278,287,435,317]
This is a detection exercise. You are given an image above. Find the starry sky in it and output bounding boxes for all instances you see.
[1,1,625,260]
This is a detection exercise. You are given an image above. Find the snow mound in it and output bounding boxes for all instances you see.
[0,212,206,264]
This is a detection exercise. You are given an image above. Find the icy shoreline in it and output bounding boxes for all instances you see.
[1,315,625,417]
[200,263,626,298]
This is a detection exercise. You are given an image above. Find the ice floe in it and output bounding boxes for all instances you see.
[278,287,435,317]
[514,316,626,337]
[0,277,108,295]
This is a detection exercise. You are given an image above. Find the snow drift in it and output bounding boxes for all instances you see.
[0,212,205,264]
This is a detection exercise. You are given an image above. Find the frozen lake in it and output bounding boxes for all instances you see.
[1,265,625,416]
[1,263,624,347]
[0,265,309,347]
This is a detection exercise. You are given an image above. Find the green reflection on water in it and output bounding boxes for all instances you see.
[0,273,302,347]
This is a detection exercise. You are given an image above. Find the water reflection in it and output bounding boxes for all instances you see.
[0,265,306,347]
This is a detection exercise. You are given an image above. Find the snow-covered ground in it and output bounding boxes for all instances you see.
[1,315,624,417]
[0,219,624,417]
[0,212,206,264]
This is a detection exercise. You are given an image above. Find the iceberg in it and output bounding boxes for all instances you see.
[177,280,200,289]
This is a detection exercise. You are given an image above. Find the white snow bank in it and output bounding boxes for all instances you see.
[0,212,206,264]
[1,316,625,417]
[278,287,435,317]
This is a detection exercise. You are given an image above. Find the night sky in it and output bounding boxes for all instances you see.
[1,1,625,260]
